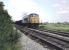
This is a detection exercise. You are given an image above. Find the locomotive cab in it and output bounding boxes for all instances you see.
[28,13,39,28]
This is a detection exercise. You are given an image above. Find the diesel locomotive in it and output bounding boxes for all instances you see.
[15,13,39,28]
[22,13,39,28]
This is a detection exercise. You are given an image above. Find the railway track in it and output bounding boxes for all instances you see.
[16,25,69,50]
[37,28,69,37]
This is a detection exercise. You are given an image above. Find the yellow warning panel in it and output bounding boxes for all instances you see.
[31,17,39,23]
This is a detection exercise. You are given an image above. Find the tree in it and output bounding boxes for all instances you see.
[0,2,20,50]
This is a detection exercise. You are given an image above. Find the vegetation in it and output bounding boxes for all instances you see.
[0,2,20,50]
[39,23,69,32]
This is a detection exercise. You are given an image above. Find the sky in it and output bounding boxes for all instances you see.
[0,0,69,23]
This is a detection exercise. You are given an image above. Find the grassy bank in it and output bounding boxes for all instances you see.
[39,23,69,32]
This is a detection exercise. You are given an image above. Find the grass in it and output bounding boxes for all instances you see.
[39,23,69,32]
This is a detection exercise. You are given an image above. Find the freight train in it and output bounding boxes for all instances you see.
[15,13,39,28]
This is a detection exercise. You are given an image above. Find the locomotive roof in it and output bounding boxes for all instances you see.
[23,13,39,19]
[29,13,39,16]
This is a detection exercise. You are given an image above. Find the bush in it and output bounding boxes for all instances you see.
[0,2,21,50]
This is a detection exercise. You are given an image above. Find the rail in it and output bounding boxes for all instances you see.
[37,28,69,37]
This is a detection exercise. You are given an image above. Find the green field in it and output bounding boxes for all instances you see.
[39,23,69,32]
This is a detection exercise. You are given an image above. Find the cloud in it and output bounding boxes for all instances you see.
[65,7,69,10]
[59,7,63,10]
[52,3,60,7]
[57,10,69,14]
[10,0,41,13]
[61,0,67,3]
[59,7,69,11]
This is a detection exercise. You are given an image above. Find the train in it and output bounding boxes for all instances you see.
[15,13,39,28]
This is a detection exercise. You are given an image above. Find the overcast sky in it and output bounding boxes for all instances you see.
[1,0,69,23]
